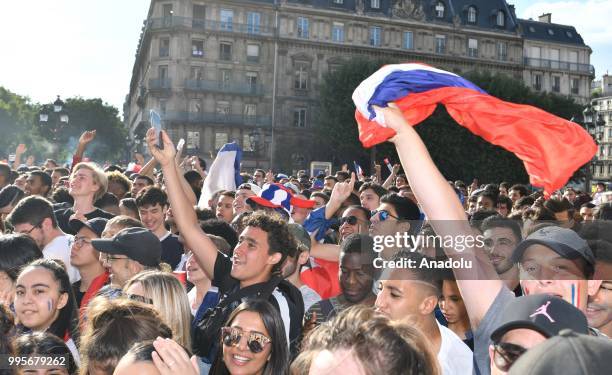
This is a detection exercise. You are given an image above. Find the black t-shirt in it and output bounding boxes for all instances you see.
[54,206,115,235]
[160,233,184,270]
[213,253,304,355]
[72,281,85,307]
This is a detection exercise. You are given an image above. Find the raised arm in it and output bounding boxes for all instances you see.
[324,172,356,220]
[72,130,96,170]
[379,105,502,327]
[146,128,218,279]
[13,144,26,169]
[381,164,399,189]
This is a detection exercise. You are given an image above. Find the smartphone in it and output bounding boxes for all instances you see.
[150,110,163,149]
[8,154,15,162]
[177,138,185,154]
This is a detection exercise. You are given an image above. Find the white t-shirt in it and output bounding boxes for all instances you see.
[437,321,474,375]
[43,234,80,283]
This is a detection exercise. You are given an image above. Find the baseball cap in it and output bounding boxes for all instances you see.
[511,226,595,266]
[508,329,612,375]
[69,217,108,238]
[287,223,311,256]
[91,227,161,267]
[490,295,588,343]
[276,173,289,181]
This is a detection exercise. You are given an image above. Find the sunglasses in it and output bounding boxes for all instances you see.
[370,209,399,221]
[493,342,527,372]
[221,326,271,354]
[339,216,366,226]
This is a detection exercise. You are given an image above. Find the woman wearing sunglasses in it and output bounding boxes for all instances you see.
[211,299,288,375]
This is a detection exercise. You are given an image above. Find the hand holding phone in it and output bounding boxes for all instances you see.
[150,110,164,150]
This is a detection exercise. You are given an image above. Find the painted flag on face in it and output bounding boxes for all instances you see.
[352,63,597,195]
[198,142,242,209]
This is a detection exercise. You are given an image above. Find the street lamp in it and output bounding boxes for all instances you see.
[39,95,69,157]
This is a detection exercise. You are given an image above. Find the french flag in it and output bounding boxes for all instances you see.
[352,63,597,195]
[198,142,242,209]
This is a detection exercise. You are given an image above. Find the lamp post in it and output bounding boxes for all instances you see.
[582,104,606,192]
[39,95,69,158]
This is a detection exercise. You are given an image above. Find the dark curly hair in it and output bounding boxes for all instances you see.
[242,211,297,275]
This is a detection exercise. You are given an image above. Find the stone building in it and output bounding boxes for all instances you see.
[124,0,592,171]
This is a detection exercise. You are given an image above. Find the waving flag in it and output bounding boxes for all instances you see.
[198,142,242,209]
[352,63,597,195]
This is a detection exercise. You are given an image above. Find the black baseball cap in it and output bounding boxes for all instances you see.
[511,226,595,266]
[490,295,589,343]
[69,217,108,238]
[91,227,161,267]
[508,329,612,375]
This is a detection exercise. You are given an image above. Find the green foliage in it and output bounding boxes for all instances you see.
[314,62,585,184]
[0,87,126,164]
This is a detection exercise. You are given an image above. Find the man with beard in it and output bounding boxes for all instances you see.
[481,216,522,295]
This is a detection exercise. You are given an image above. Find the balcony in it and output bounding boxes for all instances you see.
[161,111,271,127]
[147,16,274,37]
[524,57,595,75]
[149,78,172,89]
[185,79,264,96]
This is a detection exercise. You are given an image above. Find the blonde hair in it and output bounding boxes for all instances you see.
[123,271,192,350]
[72,162,108,202]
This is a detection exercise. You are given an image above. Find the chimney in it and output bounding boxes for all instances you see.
[539,13,552,23]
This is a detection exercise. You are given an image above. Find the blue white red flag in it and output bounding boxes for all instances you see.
[352,63,597,195]
[198,142,242,209]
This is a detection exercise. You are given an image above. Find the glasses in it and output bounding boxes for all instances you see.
[126,293,153,305]
[370,210,399,222]
[73,236,92,247]
[221,326,271,354]
[16,220,44,235]
[103,255,129,264]
[493,342,527,372]
[339,216,367,226]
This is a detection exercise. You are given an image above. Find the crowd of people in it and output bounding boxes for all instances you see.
[0,106,611,375]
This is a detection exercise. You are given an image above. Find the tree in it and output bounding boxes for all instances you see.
[315,62,584,184]
[0,87,38,158]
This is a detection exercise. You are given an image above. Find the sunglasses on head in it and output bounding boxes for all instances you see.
[493,342,527,372]
[221,326,271,354]
[370,209,399,221]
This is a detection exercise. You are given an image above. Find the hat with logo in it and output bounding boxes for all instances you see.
[511,226,595,266]
[91,227,161,267]
[287,223,311,257]
[490,295,589,343]
[247,183,315,212]
[69,217,108,237]
[508,329,612,375]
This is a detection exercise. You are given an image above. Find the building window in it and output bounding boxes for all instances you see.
[371,0,380,9]
[294,109,306,127]
[193,4,206,27]
[297,17,309,38]
[333,0,344,3]
[571,78,579,95]
[244,104,257,124]
[214,132,229,150]
[435,35,446,54]
[158,65,168,80]
[159,38,170,57]
[370,26,382,46]
[496,42,507,61]
[435,2,445,18]
[216,101,230,119]
[294,64,309,90]
[552,76,561,93]
[220,9,233,31]
[189,99,202,113]
[159,99,167,114]
[220,69,232,89]
[192,40,204,57]
[403,31,413,49]
[190,66,203,80]
[533,74,542,91]
[467,6,477,24]
[496,11,505,27]
[243,133,253,151]
[332,22,344,42]
[219,42,232,61]
[547,29,554,36]
[162,4,173,26]
[187,131,200,151]
[246,72,258,93]
[468,38,478,57]
[247,12,261,34]
[247,44,260,63]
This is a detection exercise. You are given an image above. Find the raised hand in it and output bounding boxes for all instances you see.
[330,172,356,203]
[151,337,199,375]
[265,170,274,184]
[146,128,176,166]
[392,163,401,175]
[79,130,96,145]
[372,104,411,142]
[15,144,26,155]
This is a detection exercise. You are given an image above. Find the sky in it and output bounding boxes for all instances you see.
[0,0,610,118]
